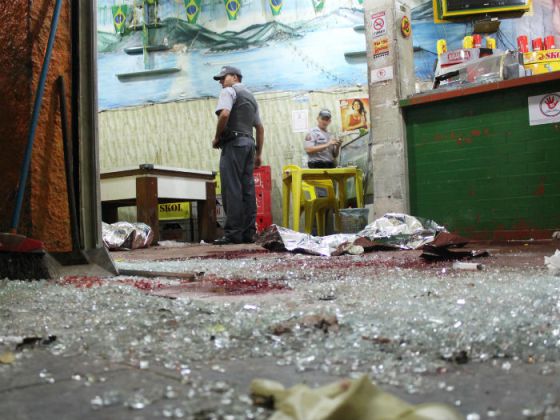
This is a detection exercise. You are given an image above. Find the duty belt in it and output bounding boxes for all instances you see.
[231,130,253,138]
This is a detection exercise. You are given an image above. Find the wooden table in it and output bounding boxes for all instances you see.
[100,164,217,243]
[282,166,364,232]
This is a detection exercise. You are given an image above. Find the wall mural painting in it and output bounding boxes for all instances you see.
[97,0,560,110]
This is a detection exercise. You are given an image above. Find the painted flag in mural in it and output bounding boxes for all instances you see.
[184,0,202,23]
[312,0,325,13]
[111,5,129,34]
[224,0,241,20]
[269,0,283,16]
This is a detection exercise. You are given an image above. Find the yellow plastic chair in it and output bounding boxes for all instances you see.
[284,165,338,236]
[301,180,338,236]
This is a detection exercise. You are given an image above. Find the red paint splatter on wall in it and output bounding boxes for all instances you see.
[533,179,545,196]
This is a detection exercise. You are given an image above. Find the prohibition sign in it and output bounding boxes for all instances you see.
[373,18,384,31]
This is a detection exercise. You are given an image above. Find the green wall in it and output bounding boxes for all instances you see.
[404,79,560,240]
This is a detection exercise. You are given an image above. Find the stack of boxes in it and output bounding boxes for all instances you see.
[254,165,272,232]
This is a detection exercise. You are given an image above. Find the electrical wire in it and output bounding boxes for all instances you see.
[496,28,516,50]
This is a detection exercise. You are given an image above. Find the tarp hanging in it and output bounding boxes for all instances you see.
[224,0,241,20]
[184,0,202,23]
[269,0,283,16]
[111,5,129,34]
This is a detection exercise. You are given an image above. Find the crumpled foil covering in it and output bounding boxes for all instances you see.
[102,222,154,251]
[258,213,446,256]
[357,213,447,250]
[258,225,357,256]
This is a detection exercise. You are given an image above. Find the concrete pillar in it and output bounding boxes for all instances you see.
[363,0,415,218]
[75,0,104,251]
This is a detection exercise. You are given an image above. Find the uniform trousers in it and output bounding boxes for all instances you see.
[219,136,256,243]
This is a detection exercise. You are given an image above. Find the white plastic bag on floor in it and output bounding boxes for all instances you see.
[250,375,462,420]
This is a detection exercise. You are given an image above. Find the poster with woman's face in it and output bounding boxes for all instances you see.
[339,98,370,132]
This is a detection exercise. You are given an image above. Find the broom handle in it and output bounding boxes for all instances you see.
[10,0,63,233]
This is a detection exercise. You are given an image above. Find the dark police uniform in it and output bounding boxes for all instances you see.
[215,83,261,243]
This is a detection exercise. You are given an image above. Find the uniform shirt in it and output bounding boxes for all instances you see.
[305,127,335,163]
[215,83,262,126]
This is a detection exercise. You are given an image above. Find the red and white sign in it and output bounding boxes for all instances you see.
[369,11,387,38]
[439,49,479,68]
[371,66,393,83]
[528,92,560,126]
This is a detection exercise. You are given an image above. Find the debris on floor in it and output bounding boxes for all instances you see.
[1,241,559,418]
[15,335,57,350]
[420,232,489,262]
[271,314,339,336]
[258,213,446,256]
[544,250,560,275]
[250,374,463,420]
[358,213,446,250]
[257,225,357,256]
[102,221,154,250]
[0,351,15,364]
[451,262,483,271]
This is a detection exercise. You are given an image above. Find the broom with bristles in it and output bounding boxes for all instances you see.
[0,0,63,280]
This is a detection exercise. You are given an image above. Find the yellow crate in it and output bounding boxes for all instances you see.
[158,202,191,220]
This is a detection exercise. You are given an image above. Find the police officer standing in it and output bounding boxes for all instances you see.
[212,66,264,245]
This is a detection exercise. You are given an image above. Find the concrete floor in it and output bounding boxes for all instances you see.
[1,240,559,419]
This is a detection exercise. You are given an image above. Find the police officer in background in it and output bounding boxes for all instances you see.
[212,66,265,245]
[304,109,342,169]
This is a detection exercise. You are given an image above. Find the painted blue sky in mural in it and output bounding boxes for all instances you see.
[97,0,543,110]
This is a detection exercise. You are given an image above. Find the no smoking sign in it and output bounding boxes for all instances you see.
[370,11,387,37]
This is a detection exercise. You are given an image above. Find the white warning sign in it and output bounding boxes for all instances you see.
[371,66,394,83]
[369,11,387,38]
